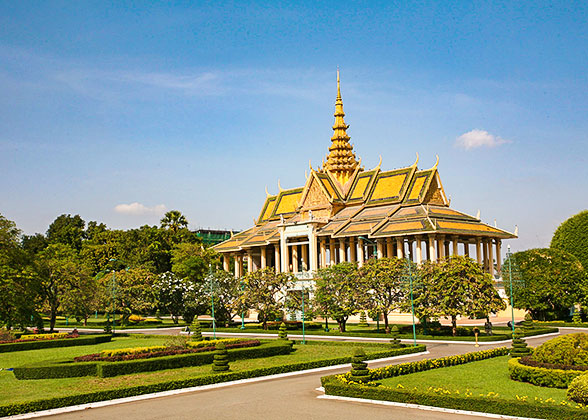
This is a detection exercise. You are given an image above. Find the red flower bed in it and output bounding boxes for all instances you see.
[73,340,261,362]
[519,355,588,371]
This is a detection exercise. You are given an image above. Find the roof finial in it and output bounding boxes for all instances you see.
[337,67,341,101]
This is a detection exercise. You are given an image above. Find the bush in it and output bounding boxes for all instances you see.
[212,343,229,372]
[358,311,368,327]
[508,357,584,388]
[100,346,167,357]
[510,329,531,357]
[278,322,288,340]
[534,333,588,366]
[350,348,369,383]
[390,326,402,348]
[190,319,203,341]
[551,210,588,272]
[128,315,144,324]
[568,373,588,403]
[0,334,111,353]
[187,338,243,349]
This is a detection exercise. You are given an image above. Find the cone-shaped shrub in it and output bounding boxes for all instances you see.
[190,319,203,341]
[390,326,402,348]
[212,343,229,372]
[278,322,288,340]
[573,307,583,324]
[350,348,370,383]
[358,311,368,327]
[510,328,531,357]
[522,314,534,332]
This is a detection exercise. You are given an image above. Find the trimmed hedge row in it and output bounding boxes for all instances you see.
[569,373,588,404]
[1,342,426,417]
[13,340,293,379]
[0,334,112,353]
[508,357,585,388]
[321,377,588,420]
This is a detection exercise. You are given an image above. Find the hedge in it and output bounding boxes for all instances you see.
[0,334,112,353]
[321,377,588,420]
[1,342,425,416]
[508,357,585,388]
[13,340,292,379]
[569,373,588,404]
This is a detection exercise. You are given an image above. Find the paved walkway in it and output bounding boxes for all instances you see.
[16,328,581,420]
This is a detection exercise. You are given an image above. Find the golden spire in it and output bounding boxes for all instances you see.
[323,69,360,186]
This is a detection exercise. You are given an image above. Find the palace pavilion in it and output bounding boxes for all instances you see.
[213,73,517,280]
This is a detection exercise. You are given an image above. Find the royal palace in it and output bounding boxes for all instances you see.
[213,73,517,279]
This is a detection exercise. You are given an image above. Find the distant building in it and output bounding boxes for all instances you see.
[195,229,235,247]
[213,72,516,279]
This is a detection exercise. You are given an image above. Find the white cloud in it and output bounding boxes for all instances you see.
[455,129,510,150]
[114,202,167,216]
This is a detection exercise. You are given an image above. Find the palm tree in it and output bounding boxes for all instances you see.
[160,210,188,234]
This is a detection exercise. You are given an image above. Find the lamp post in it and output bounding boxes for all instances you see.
[406,259,417,347]
[506,245,515,336]
[301,286,306,345]
[208,264,216,339]
[108,258,117,334]
[240,278,245,330]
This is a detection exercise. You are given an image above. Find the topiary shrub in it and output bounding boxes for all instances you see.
[573,307,583,324]
[510,329,531,357]
[533,333,588,366]
[278,322,288,340]
[390,326,402,348]
[212,343,229,372]
[358,311,368,327]
[350,348,370,383]
[190,319,203,341]
[522,314,534,332]
[568,372,588,403]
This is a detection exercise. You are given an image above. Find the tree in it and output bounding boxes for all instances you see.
[432,256,504,336]
[60,271,99,326]
[35,244,89,332]
[153,272,193,324]
[314,262,361,332]
[46,214,85,251]
[551,210,588,272]
[238,268,294,329]
[203,269,242,326]
[171,242,215,282]
[359,257,407,333]
[160,210,188,234]
[505,248,586,320]
[99,267,157,323]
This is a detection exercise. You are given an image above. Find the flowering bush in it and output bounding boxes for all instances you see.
[0,332,70,344]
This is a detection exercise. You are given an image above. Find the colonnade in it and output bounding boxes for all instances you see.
[223,235,503,278]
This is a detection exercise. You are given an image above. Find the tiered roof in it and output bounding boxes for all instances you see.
[213,74,516,254]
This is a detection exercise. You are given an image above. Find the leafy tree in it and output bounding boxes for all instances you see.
[46,214,85,251]
[314,262,361,332]
[0,214,40,328]
[203,269,242,326]
[237,268,294,329]
[551,210,588,272]
[60,271,99,326]
[21,233,48,255]
[405,260,441,330]
[99,267,157,323]
[35,244,89,332]
[160,210,188,234]
[504,248,587,320]
[433,256,504,336]
[359,257,407,333]
[154,271,196,324]
[171,242,214,282]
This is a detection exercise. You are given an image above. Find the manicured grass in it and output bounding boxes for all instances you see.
[377,355,568,404]
[0,336,395,406]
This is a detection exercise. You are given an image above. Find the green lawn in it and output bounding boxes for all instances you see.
[377,355,568,404]
[0,336,393,406]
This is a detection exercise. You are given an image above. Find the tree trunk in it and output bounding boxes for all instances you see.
[49,309,57,333]
[384,313,390,334]
[452,315,457,336]
[338,319,346,332]
[172,315,178,324]
[83,315,88,326]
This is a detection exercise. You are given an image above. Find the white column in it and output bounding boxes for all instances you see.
[452,236,459,256]
[475,238,482,265]
[415,236,422,264]
[274,245,281,273]
[496,239,502,274]
[310,234,318,272]
[463,241,470,257]
[234,255,239,278]
[349,237,356,262]
[437,235,445,260]
[292,245,299,273]
[261,247,267,269]
[386,238,394,258]
[428,235,436,262]
[396,237,404,259]
[302,243,308,271]
[357,238,364,267]
[329,240,336,265]
[339,239,346,263]
[488,239,494,277]
[376,239,384,259]
[223,255,230,272]
[247,251,253,273]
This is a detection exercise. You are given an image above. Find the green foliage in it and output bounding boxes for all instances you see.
[212,343,230,372]
[534,333,588,366]
[153,272,196,324]
[278,322,288,340]
[160,210,188,234]
[238,268,295,329]
[510,329,531,357]
[522,314,534,331]
[314,262,361,332]
[574,308,583,324]
[568,373,588,403]
[504,248,587,320]
[0,335,111,353]
[358,257,406,332]
[350,348,370,383]
[190,319,203,341]
[98,268,157,317]
[508,357,584,388]
[358,311,368,327]
[46,214,85,251]
[551,210,588,274]
[390,326,402,348]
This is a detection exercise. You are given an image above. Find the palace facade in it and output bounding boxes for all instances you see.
[213,73,516,279]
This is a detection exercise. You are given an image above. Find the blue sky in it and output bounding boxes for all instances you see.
[1,1,586,254]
